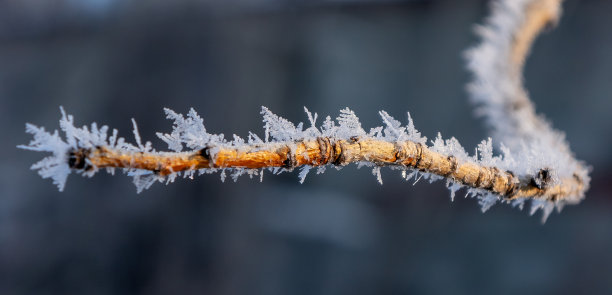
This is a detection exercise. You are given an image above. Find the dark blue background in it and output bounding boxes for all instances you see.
[2,0,611,294]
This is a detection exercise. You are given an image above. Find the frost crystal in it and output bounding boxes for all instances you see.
[334,108,366,138]
[379,111,406,141]
[19,124,71,191]
[478,193,499,213]
[298,166,311,184]
[446,180,462,202]
[372,167,383,185]
[261,106,299,142]
[475,138,495,166]
[156,108,224,152]
[405,112,427,145]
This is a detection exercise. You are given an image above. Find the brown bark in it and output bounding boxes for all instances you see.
[77,136,585,201]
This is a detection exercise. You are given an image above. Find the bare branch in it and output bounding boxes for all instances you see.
[70,136,585,203]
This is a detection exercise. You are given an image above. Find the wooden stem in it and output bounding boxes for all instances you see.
[73,136,585,202]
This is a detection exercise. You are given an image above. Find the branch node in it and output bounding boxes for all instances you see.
[68,148,91,171]
[331,140,344,166]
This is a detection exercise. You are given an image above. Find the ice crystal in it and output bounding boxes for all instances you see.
[334,107,366,138]
[379,111,405,141]
[298,166,311,184]
[405,112,427,145]
[446,180,462,202]
[478,193,499,213]
[262,106,299,142]
[156,107,224,152]
[19,124,71,191]
[372,167,383,185]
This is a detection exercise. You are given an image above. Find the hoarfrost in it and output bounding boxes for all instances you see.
[303,106,321,138]
[476,138,495,166]
[129,170,160,194]
[368,126,383,138]
[320,116,335,136]
[131,119,152,152]
[430,133,446,154]
[335,108,366,138]
[379,111,405,141]
[446,180,462,202]
[262,106,298,142]
[511,198,526,210]
[372,167,383,185]
[156,107,224,152]
[298,166,311,184]
[462,0,590,220]
[20,103,586,221]
[19,124,71,191]
[478,193,499,213]
[248,131,264,144]
[406,112,427,145]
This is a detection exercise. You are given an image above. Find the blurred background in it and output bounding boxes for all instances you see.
[2,0,612,294]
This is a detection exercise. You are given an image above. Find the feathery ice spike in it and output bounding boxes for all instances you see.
[19,0,590,222]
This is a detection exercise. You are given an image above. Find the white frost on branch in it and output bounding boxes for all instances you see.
[18,123,72,191]
[465,0,590,219]
[19,105,584,221]
[464,0,590,220]
[156,107,225,152]
[19,0,590,222]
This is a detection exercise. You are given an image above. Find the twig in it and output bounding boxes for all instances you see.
[72,137,584,202]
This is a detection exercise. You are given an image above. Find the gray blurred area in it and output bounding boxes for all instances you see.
[2,0,612,294]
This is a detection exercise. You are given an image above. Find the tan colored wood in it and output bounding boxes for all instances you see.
[82,135,585,201]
